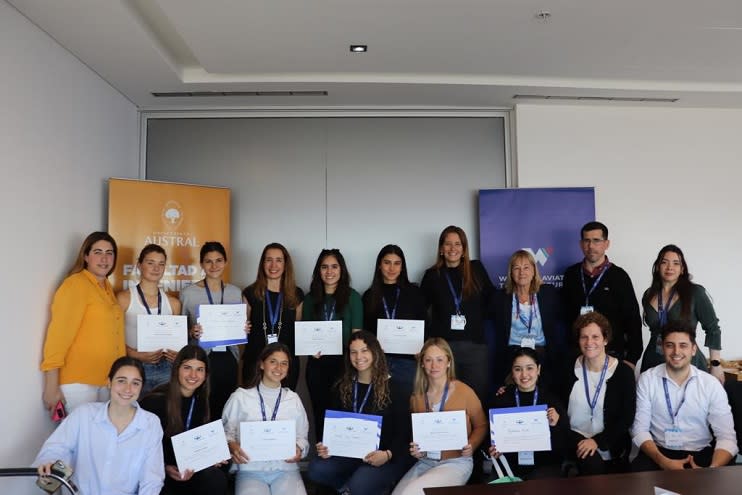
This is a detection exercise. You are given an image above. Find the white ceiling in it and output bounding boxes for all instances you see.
[9,0,742,110]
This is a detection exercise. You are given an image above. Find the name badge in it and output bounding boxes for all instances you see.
[267,334,278,344]
[427,451,441,460]
[665,428,684,450]
[450,314,467,330]
[520,336,536,349]
[654,334,663,355]
[518,451,535,465]
[580,305,594,315]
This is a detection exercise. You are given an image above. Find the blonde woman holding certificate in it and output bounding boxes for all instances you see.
[222,342,309,495]
[393,338,487,495]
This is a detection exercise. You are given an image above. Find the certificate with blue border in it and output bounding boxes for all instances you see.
[197,303,247,348]
[322,410,382,459]
[489,405,551,453]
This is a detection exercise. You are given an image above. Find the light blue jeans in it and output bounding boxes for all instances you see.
[391,456,472,495]
[235,469,306,495]
[143,360,172,394]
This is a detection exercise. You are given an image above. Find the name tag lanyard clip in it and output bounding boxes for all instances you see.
[263,291,284,343]
[583,355,609,418]
[580,263,611,308]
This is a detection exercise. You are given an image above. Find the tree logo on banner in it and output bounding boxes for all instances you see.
[161,200,184,229]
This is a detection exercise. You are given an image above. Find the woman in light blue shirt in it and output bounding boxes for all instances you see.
[34,356,164,495]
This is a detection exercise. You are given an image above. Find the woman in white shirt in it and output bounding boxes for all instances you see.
[222,342,309,495]
[561,312,636,475]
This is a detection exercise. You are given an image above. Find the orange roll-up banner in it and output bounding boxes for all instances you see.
[108,178,231,294]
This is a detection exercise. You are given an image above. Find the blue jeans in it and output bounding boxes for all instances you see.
[388,356,416,400]
[308,456,413,495]
[143,359,172,394]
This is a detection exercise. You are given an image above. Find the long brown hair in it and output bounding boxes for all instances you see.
[504,249,543,294]
[309,249,352,318]
[246,342,292,389]
[68,231,118,277]
[246,243,300,309]
[642,244,692,321]
[152,345,210,437]
[432,225,480,298]
[338,331,390,411]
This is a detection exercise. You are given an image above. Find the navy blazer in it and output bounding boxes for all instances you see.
[492,284,566,386]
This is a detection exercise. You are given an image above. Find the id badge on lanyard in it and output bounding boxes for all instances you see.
[451,314,467,330]
[520,336,536,349]
[267,334,278,344]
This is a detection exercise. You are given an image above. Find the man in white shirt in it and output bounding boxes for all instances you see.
[631,324,737,471]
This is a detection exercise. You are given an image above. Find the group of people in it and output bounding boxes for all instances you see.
[34,221,735,494]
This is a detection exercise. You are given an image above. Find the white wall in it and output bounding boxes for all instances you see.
[0,1,139,490]
[515,103,742,359]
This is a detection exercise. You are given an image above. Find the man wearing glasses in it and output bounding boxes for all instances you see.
[562,221,642,365]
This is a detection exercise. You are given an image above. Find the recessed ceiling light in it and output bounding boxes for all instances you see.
[350,45,368,53]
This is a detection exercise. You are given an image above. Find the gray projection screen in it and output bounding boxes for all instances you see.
[145,117,507,292]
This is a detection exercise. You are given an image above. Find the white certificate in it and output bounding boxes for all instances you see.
[322,410,382,459]
[376,319,424,355]
[136,314,188,352]
[294,321,343,356]
[489,405,551,453]
[411,410,468,452]
[171,419,230,475]
[240,420,296,461]
[197,304,247,348]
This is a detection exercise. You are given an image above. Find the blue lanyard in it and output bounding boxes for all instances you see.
[657,289,676,327]
[662,376,694,425]
[382,287,400,319]
[580,262,611,306]
[513,294,536,333]
[204,281,224,305]
[353,379,374,414]
[582,355,609,416]
[514,387,538,407]
[257,383,283,421]
[135,284,161,315]
[184,396,195,430]
[265,291,283,332]
[444,272,463,314]
[324,300,336,321]
[424,381,450,412]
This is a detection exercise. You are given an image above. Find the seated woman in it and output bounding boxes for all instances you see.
[223,342,309,495]
[392,338,487,495]
[488,348,567,480]
[308,331,415,495]
[140,345,228,495]
[561,312,636,475]
[34,356,164,495]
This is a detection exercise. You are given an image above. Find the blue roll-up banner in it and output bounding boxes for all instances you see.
[479,187,596,290]
[478,187,595,390]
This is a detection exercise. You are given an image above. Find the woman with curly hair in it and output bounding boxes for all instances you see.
[308,331,414,495]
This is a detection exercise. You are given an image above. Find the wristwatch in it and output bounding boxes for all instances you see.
[710,359,721,367]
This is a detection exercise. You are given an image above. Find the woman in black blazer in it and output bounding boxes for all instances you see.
[493,249,565,390]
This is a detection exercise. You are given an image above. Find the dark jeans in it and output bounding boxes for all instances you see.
[162,465,228,495]
[308,455,414,495]
[208,350,238,419]
[388,356,416,402]
[631,445,714,472]
[568,430,629,476]
[448,341,489,404]
[307,354,343,440]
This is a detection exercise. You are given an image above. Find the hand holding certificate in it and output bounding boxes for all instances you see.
[322,410,382,459]
[136,314,188,352]
[489,405,551,453]
[294,321,343,356]
[171,419,230,476]
[240,420,296,461]
[411,410,468,452]
[376,319,424,355]
[197,304,247,348]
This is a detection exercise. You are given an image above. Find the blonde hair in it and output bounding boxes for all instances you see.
[413,338,456,397]
[504,249,543,294]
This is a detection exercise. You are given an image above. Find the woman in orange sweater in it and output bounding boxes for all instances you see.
[392,338,487,495]
[41,232,125,416]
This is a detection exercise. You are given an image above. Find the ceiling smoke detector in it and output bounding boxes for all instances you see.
[535,10,551,23]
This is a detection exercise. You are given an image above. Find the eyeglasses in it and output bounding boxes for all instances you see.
[580,238,606,245]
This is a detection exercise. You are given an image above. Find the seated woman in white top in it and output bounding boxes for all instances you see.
[222,342,309,495]
[117,244,181,393]
[34,356,164,495]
